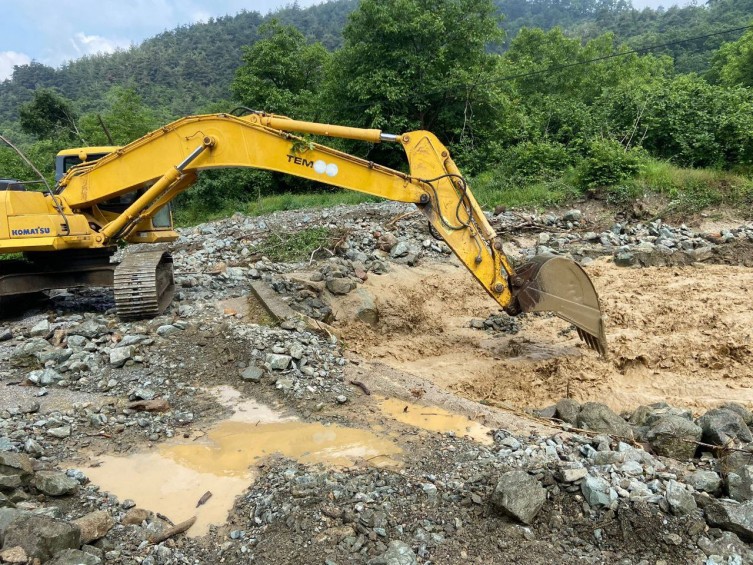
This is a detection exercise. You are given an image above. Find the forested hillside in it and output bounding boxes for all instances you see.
[2,0,753,223]
[1,0,751,126]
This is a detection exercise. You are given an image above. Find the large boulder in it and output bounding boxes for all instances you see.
[645,415,702,460]
[685,470,722,494]
[32,471,78,496]
[698,408,753,446]
[705,499,753,542]
[2,515,80,561]
[491,470,546,525]
[0,508,29,545]
[555,398,580,425]
[72,510,114,545]
[577,402,633,438]
[728,466,753,502]
[0,453,34,490]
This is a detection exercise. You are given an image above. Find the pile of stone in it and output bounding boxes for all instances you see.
[469,312,521,335]
[0,452,115,564]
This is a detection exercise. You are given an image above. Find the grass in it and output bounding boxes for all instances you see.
[255,226,347,262]
[173,159,753,227]
[174,191,378,226]
[470,169,581,210]
[629,159,753,213]
[471,158,753,215]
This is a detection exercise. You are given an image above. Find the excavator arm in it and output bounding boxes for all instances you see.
[47,113,607,354]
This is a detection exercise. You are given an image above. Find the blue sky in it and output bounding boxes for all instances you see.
[0,0,697,81]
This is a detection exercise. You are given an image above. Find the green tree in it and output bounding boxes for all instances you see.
[79,87,160,145]
[323,0,507,169]
[232,20,329,118]
[710,28,753,87]
[18,88,80,141]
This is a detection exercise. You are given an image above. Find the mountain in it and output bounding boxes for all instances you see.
[0,0,750,127]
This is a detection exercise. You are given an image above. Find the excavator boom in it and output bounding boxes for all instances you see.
[1,112,607,354]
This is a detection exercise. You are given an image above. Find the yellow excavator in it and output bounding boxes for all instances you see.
[0,111,607,354]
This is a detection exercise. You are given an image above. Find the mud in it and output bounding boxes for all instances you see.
[78,389,402,536]
[335,256,753,415]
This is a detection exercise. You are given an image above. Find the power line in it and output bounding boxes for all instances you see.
[334,22,753,116]
[476,23,753,86]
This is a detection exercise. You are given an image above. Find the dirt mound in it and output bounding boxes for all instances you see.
[336,258,753,414]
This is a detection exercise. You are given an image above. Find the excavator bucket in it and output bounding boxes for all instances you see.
[511,255,608,356]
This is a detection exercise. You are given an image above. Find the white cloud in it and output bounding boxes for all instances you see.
[69,32,130,58]
[0,51,31,81]
[191,10,212,24]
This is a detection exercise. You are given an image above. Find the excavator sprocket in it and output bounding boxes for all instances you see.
[113,246,175,320]
[511,254,607,356]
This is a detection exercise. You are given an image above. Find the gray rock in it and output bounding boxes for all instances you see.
[336,395,348,404]
[390,241,410,258]
[156,324,179,337]
[0,438,12,452]
[2,514,80,561]
[47,426,71,439]
[326,278,356,295]
[354,289,379,326]
[581,475,617,508]
[266,354,292,371]
[69,319,107,339]
[32,471,78,496]
[562,209,582,223]
[36,348,73,365]
[699,408,753,446]
[368,540,417,565]
[614,251,635,267]
[109,345,133,368]
[557,464,587,483]
[491,470,546,525]
[697,531,753,563]
[728,466,753,502]
[0,453,33,487]
[27,368,63,386]
[240,365,264,383]
[289,343,305,360]
[666,480,697,515]
[46,549,101,565]
[686,470,722,494]
[722,403,753,425]
[115,334,148,348]
[577,402,633,439]
[555,398,580,425]
[30,319,51,338]
[705,499,753,542]
[719,450,753,477]
[645,415,702,459]
[0,508,29,544]
[0,328,12,341]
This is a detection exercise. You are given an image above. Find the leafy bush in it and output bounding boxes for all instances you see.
[497,141,574,181]
[576,139,644,192]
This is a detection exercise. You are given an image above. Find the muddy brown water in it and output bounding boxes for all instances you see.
[78,387,491,536]
[333,257,753,415]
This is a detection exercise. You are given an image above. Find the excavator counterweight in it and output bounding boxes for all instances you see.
[0,112,608,355]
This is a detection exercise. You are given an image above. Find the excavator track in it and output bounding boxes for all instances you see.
[113,247,175,320]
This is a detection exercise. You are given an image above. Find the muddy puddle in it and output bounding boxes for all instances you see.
[80,389,401,536]
[379,397,492,444]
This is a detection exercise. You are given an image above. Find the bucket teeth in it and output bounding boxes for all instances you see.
[513,254,607,356]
